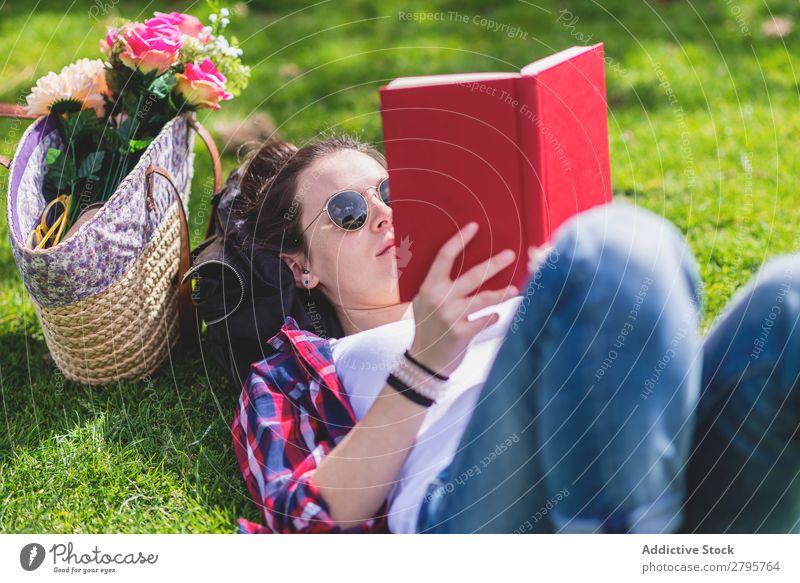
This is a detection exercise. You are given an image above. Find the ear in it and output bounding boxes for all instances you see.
[279,251,318,289]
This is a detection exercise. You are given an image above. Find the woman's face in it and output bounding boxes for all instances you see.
[282,149,400,309]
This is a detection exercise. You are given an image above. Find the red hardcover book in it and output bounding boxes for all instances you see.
[379,43,613,302]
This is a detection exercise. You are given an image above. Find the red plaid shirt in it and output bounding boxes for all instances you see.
[232,316,389,534]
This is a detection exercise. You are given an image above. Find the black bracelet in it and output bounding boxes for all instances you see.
[386,373,435,408]
[403,350,449,381]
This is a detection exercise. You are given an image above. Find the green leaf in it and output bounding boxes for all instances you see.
[46,148,62,165]
[101,130,121,153]
[127,139,153,153]
[117,116,136,143]
[147,74,176,100]
[77,151,105,181]
[105,65,136,99]
[65,110,102,140]
[49,152,76,182]
[44,150,77,198]
[140,69,159,87]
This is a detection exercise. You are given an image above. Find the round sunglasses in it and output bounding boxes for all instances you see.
[298,177,390,236]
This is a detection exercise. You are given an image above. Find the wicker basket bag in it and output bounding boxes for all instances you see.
[1,104,221,385]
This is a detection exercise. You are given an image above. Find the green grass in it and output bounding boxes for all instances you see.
[0,0,798,532]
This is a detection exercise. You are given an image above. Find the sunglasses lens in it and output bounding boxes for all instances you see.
[379,178,390,206]
[328,190,368,230]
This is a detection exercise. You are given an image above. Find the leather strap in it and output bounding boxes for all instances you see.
[186,116,223,239]
[146,164,197,346]
[0,103,36,119]
[0,103,37,170]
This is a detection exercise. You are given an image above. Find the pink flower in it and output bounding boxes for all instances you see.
[99,27,118,55]
[148,12,204,38]
[175,59,233,110]
[119,21,182,75]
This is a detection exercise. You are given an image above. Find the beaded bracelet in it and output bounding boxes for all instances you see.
[387,355,449,406]
[403,350,449,380]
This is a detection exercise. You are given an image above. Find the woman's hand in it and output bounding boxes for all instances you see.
[408,222,519,377]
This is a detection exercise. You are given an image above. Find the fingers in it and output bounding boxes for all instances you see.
[464,284,519,316]
[462,284,518,336]
[463,311,501,338]
[424,222,479,285]
[453,248,516,297]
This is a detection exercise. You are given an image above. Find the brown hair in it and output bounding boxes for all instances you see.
[235,134,386,260]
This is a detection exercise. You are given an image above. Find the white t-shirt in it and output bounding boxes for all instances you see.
[328,295,522,533]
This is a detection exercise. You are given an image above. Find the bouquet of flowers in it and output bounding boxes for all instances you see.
[24,3,249,249]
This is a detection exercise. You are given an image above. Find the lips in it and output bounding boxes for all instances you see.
[377,239,396,256]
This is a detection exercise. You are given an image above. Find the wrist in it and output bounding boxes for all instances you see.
[387,355,450,406]
[406,344,449,379]
[403,349,449,381]
[385,373,436,408]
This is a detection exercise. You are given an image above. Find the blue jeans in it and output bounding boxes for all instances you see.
[416,202,800,533]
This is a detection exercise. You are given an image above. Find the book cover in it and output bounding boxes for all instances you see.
[379,43,612,302]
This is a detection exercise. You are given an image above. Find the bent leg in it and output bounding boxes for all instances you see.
[418,202,703,533]
[682,255,800,533]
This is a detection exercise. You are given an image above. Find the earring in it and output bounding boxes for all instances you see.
[302,267,310,288]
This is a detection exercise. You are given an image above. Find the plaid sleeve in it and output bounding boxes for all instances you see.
[232,352,387,534]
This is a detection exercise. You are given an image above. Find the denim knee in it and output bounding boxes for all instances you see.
[515,202,700,342]
[703,253,800,415]
[685,254,800,533]
[745,254,800,368]
[748,254,800,354]
[549,201,701,312]
[528,202,704,532]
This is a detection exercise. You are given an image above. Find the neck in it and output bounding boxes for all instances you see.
[335,301,413,336]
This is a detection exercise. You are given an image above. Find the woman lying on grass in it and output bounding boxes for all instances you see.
[231,135,800,534]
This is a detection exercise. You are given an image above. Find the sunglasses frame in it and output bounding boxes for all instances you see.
[298,176,390,237]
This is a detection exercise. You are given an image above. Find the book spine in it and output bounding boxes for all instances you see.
[514,74,549,250]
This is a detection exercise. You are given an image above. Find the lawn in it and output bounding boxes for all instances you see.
[0,0,798,532]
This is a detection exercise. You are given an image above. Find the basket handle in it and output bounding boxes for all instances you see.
[145,164,197,347]
[185,116,222,239]
[0,103,38,170]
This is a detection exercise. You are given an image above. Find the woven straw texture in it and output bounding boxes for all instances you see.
[34,202,182,384]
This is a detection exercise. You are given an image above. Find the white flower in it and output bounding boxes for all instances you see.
[220,8,229,17]
[214,35,231,52]
[221,17,230,27]
[208,13,217,23]
[198,25,213,44]
[26,58,108,117]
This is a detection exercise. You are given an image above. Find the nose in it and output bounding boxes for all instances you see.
[368,188,392,232]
